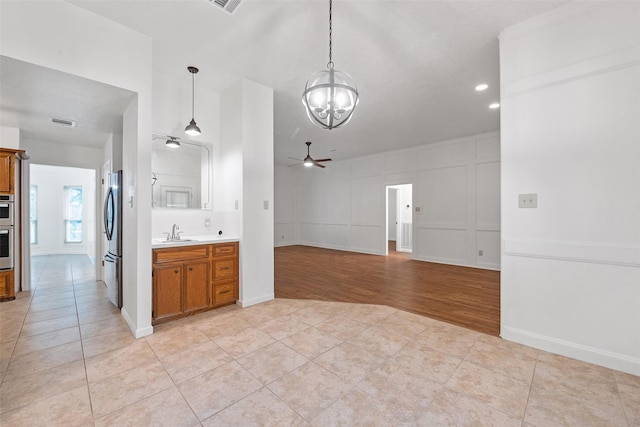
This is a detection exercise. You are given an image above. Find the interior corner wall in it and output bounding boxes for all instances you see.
[499,2,640,375]
[220,79,274,308]
[30,164,96,258]
[1,1,153,338]
[275,132,501,270]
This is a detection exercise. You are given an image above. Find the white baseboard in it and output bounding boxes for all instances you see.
[121,307,153,338]
[501,325,640,376]
[237,293,274,308]
[412,254,500,271]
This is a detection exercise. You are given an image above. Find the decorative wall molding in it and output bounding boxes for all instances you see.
[503,238,640,268]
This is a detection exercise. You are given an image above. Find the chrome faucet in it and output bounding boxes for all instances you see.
[164,224,182,242]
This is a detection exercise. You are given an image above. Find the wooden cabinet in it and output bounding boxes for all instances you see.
[0,270,14,301]
[0,151,14,194]
[153,264,183,321]
[184,260,209,313]
[152,241,238,325]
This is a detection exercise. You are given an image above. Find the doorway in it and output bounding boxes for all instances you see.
[29,164,97,280]
[386,184,413,256]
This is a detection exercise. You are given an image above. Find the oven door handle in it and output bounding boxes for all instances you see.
[0,204,9,208]
[0,229,9,235]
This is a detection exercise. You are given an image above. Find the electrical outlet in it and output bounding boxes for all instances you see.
[415,206,421,213]
[204,218,210,227]
[263,200,269,210]
[478,249,483,256]
[234,200,238,210]
[518,193,538,208]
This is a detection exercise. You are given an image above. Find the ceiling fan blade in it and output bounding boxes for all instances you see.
[288,157,303,161]
[313,162,326,168]
[314,158,332,162]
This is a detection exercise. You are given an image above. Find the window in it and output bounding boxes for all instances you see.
[64,186,83,243]
[30,185,37,244]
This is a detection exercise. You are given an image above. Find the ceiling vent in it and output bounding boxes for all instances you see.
[51,118,76,127]
[209,0,242,14]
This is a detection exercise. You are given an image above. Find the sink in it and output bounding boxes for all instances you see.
[158,239,196,243]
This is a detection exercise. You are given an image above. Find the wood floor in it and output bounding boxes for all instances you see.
[274,242,500,336]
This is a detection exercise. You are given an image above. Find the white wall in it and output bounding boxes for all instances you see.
[221,79,274,307]
[500,2,640,375]
[274,165,297,247]
[30,165,96,260]
[276,132,501,270]
[387,188,397,241]
[0,126,20,149]
[1,1,153,338]
[150,69,223,238]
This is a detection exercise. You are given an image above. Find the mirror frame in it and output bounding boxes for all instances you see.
[151,133,212,210]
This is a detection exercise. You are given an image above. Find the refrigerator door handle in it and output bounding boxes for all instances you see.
[104,187,114,241]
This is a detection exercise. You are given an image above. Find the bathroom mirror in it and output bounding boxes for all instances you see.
[151,135,212,209]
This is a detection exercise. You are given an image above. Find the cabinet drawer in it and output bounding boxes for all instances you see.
[153,245,209,264]
[213,280,237,306]
[212,242,237,257]
[212,257,237,281]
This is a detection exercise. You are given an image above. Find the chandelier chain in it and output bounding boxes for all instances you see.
[328,0,333,69]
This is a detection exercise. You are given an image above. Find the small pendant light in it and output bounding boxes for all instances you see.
[185,66,202,136]
[165,136,180,148]
[302,0,359,130]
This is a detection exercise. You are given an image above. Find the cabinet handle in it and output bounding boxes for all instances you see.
[188,267,193,271]
[219,290,231,294]
[220,266,230,271]
[174,270,179,273]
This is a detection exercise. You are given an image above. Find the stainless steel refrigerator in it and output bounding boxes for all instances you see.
[103,170,123,308]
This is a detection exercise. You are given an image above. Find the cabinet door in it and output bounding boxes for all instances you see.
[0,153,13,194]
[184,260,209,312]
[0,270,14,299]
[153,264,183,321]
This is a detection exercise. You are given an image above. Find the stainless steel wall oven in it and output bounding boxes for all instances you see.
[0,227,13,270]
[0,194,14,227]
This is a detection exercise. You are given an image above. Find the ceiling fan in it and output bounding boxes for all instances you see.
[288,141,332,168]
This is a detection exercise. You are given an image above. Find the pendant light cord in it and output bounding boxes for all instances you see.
[191,72,195,119]
[328,0,333,69]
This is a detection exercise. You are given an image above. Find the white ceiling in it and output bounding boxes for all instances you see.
[0,56,135,148]
[2,1,568,163]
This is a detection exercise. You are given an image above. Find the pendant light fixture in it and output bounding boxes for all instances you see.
[302,0,359,130]
[165,136,180,148]
[185,66,202,136]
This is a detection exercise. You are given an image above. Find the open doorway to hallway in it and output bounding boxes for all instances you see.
[29,164,97,284]
[386,184,412,256]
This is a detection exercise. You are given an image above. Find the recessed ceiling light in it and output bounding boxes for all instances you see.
[475,84,488,91]
[489,103,500,109]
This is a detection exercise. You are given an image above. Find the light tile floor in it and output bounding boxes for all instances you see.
[0,254,638,426]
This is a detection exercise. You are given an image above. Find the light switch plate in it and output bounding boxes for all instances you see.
[263,200,269,210]
[519,193,538,208]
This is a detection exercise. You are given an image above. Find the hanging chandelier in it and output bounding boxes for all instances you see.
[302,0,359,130]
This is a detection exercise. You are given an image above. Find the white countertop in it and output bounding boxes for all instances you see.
[151,235,239,249]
